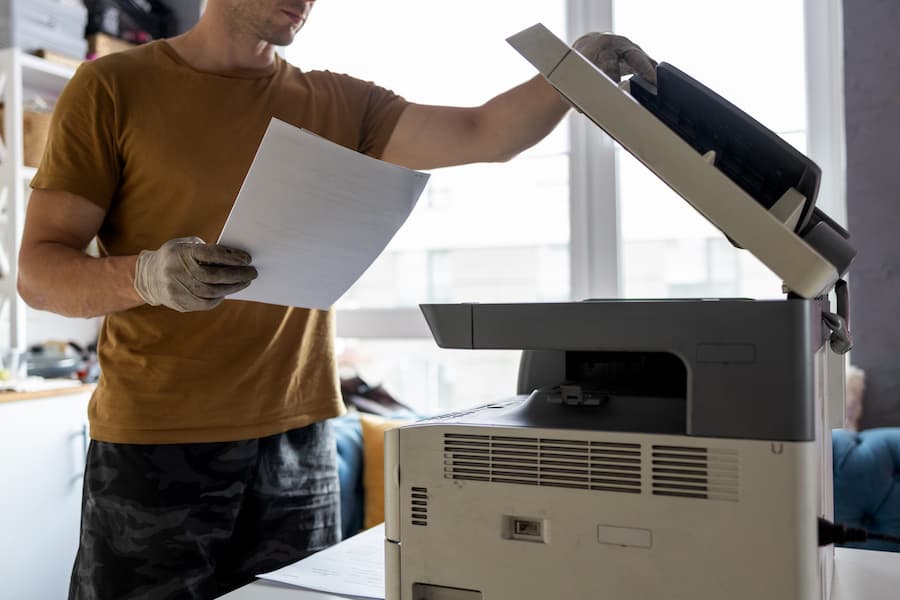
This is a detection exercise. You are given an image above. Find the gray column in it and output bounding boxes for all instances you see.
[844,0,900,427]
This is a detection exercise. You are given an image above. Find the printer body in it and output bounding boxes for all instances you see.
[385,24,854,600]
[386,300,841,600]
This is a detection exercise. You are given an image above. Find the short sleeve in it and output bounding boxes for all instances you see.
[329,74,408,158]
[31,61,121,211]
[360,81,408,158]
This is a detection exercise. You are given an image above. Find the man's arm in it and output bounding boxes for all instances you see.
[18,189,259,318]
[382,75,568,170]
[17,189,143,318]
[382,32,657,171]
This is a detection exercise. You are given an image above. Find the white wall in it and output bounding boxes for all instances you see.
[26,310,100,349]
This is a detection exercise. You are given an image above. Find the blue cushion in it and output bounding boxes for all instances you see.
[332,414,364,540]
[833,427,900,552]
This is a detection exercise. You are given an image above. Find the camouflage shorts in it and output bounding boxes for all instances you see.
[69,421,340,600]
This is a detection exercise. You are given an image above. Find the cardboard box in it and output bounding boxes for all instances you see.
[0,107,53,168]
[87,33,136,58]
[34,49,84,70]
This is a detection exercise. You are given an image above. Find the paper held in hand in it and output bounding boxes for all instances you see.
[218,118,429,309]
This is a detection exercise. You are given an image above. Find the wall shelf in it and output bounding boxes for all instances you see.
[18,51,77,95]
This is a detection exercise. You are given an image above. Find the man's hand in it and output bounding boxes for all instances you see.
[573,33,658,85]
[134,237,258,312]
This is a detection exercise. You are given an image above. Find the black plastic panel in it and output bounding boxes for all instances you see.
[629,63,820,233]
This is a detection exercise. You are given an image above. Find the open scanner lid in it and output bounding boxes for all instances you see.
[507,24,855,299]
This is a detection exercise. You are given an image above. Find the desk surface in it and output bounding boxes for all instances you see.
[0,382,93,405]
[220,547,899,600]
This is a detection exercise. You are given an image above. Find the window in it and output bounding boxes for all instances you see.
[614,0,809,299]
[288,1,569,410]
[289,1,844,413]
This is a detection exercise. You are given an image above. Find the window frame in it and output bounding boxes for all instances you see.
[335,0,846,339]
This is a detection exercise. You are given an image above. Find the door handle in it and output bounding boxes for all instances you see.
[72,423,89,482]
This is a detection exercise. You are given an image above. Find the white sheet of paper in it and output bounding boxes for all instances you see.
[218,118,429,309]
[257,523,386,599]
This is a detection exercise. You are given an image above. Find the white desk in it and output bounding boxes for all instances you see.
[222,583,346,599]
[831,547,900,599]
[220,547,899,599]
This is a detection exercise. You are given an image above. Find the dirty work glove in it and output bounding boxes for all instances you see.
[573,33,658,85]
[134,237,258,312]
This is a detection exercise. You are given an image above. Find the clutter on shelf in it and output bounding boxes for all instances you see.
[24,339,99,383]
[0,0,89,62]
[84,0,175,56]
[0,1,180,64]
[87,32,137,58]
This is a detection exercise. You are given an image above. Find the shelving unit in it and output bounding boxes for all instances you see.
[0,48,75,352]
[0,1,203,353]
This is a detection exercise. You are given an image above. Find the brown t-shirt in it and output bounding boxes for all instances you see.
[32,41,409,444]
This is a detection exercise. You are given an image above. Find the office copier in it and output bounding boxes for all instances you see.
[385,24,855,600]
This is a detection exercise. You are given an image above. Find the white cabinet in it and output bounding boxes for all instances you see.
[0,390,91,599]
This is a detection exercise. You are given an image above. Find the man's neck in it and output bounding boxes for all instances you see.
[167,10,277,73]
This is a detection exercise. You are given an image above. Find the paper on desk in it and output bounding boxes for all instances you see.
[257,523,386,599]
[218,118,429,309]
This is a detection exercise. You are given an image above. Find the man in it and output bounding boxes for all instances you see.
[17,1,656,598]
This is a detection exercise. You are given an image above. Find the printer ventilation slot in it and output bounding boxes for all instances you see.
[651,445,739,502]
[410,487,429,526]
[443,434,642,494]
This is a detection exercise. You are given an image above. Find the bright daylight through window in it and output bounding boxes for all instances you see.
[288,0,811,414]
[616,0,808,299]
[289,0,568,414]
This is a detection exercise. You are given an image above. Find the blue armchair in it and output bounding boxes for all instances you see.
[833,428,900,552]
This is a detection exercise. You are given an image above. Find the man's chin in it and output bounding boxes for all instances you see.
[267,34,296,47]
[264,27,299,47]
